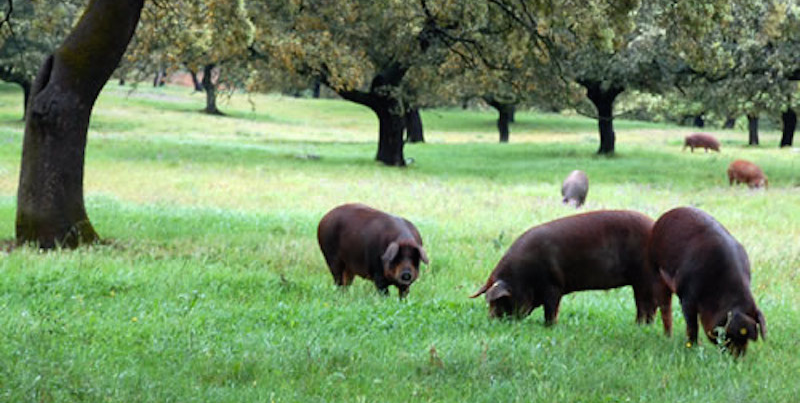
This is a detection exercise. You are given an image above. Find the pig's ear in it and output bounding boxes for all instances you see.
[381,242,399,264]
[659,269,677,293]
[756,309,767,341]
[728,311,759,341]
[416,246,430,265]
[485,280,511,302]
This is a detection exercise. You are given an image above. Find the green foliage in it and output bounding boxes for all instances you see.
[1,81,800,401]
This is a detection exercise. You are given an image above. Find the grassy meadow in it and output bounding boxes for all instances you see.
[0,82,799,402]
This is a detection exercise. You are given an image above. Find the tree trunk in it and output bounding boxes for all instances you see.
[189,68,203,91]
[508,105,516,123]
[201,64,222,115]
[312,79,321,98]
[484,97,515,143]
[723,116,736,129]
[781,108,796,147]
[405,108,424,143]
[747,113,759,146]
[375,107,407,166]
[693,114,704,128]
[582,81,623,155]
[16,0,144,249]
[20,80,31,120]
[328,62,409,167]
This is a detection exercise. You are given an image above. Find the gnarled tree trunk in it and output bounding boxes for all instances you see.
[201,63,222,115]
[405,108,424,143]
[16,0,144,248]
[581,80,624,155]
[747,113,759,146]
[781,108,796,148]
[484,98,515,143]
[327,62,409,166]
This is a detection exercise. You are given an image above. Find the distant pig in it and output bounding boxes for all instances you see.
[470,210,670,331]
[561,170,588,208]
[317,203,429,299]
[728,159,768,189]
[683,133,721,153]
[649,207,766,356]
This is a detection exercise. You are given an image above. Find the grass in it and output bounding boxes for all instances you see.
[1,82,799,402]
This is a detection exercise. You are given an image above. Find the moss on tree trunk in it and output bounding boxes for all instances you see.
[16,0,144,248]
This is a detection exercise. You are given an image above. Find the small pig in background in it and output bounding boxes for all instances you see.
[561,170,588,208]
[683,133,721,153]
[728,160,768,189]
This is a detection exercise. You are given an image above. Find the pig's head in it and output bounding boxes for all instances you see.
[469,278,533,319]
[709,309,767,356]
[381,240,429,286]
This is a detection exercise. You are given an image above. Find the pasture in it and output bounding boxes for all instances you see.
[0,82,799,402]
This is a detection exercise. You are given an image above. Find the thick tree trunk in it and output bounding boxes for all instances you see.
[723,116,736,129]
[781,108,796,147]
[405,108,424,143]
[747,113,759,146]
[484,98,515,143]
[508,105,516,123]
[329,62,409,167]
[375,107,407,166]
[189,68,202,91]
[582,81,624,155]
[201,64,222,115]
[16,0,144,248]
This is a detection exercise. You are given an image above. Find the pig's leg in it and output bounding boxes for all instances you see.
[397,284,409,299]
[542,287,562,326]
[681,302,700,346]
[374,276,391,296]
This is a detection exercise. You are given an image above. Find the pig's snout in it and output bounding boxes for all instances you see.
[400,271,413,283]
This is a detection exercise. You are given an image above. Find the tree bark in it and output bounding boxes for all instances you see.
[375,106,407,165]
[201,63,222,115]
[781,108,796,147]
[189,68,203,91]
[327,62,409,166]
[747,113,759,146]
[582,80,624,155]
[405,108,424,143]
[20,80,30,119]
[312,79,321,98]
[484,97,515,143]
[16,0,145,248]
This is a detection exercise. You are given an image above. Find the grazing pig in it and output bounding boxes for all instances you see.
[728,159,768,189]
[649,207,766,356]
[317,203,429,299]
[470,210,670,331]
[561,170,589,208]
[683,133,721,153]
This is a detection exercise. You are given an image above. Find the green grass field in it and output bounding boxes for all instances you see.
[0,82,799,402]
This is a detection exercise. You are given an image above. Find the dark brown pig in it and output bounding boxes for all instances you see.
[317,203,429,299]
[649,207,766,356]
[728,159,768,189]
[561,170,589,208]
[683,133,721,153]
[470,210,670,330]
